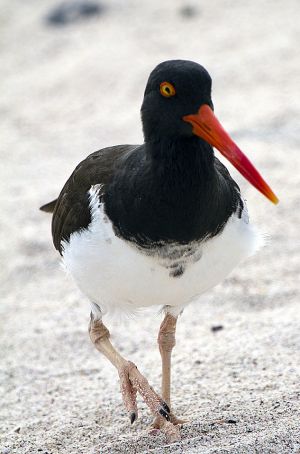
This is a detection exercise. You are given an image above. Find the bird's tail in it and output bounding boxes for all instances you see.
[40,199,57,213]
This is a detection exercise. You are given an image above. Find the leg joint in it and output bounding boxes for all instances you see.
[158,330,176,352]
[89,317,110,345]
[158,314,177,352]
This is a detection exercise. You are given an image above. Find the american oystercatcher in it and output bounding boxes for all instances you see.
[41,60,278,442]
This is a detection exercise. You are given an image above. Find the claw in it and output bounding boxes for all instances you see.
[130,412,137,424]
[161,401,170,414]
[159,407,170,421]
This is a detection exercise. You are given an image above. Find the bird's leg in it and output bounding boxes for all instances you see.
[152,311,186,430]
[158,312,177,409]
[88,312,180,442]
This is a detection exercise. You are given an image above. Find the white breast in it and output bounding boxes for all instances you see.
[62,186,262,316]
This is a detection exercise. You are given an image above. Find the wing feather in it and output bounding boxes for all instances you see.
[52,145,137,253]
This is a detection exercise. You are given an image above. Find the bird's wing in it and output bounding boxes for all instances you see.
[51,145,138,253]
[214,156,242,194]
[40,199,58,213]
[214,156,244,216]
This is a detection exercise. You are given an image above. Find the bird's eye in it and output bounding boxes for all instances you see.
[160,82,176,98]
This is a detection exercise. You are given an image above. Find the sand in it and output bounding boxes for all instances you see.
[0,0,299,452]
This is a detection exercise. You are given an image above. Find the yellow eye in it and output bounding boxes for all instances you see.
[160,81,176,98]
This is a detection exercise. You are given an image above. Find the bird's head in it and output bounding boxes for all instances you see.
[141,60,213,140]
[141,59,278,204]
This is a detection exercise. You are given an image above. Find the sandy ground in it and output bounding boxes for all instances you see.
[1,0,300,452]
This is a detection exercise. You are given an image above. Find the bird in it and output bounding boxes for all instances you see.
[40,59,278,442]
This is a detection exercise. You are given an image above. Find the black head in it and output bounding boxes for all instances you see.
[140,59,279,204]
[141,60,213,142]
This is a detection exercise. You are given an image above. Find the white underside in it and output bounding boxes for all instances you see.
[62,185,263,317]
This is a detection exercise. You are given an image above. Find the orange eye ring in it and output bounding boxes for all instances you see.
[160,81,176,98]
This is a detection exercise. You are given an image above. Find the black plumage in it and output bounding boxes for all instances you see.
[45,60,243,254]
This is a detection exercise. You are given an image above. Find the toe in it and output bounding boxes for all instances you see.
[127,361,166,419]
[169,413,188,425]
[119,361,181,442]
[118,365,138,422]
[160,420,181,442]
[150,416,181,442]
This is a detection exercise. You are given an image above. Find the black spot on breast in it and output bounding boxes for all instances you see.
[169,265,184,278]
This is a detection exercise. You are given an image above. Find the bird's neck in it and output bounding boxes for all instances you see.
[145,136,216,188]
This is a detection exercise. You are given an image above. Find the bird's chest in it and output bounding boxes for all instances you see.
[105,171,222,247]
[62,188,260,315]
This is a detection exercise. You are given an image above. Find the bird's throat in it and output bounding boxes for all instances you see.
[146,136,216,188]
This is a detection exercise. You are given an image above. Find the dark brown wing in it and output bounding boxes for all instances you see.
[52,144,138,254]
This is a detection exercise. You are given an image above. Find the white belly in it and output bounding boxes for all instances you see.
[62,187,262,316]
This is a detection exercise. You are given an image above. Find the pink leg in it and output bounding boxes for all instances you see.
[152,311,187,429]
[89,313,180,442]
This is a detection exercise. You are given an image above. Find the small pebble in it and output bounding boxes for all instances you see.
[211,325,224,332]
[179,5,199,18]
[46,1,104,26]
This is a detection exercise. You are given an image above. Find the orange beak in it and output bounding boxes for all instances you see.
[183,105,279,204]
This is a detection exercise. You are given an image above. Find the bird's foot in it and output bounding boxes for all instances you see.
[118,361,181,442]
[149,412,188,443]
[150,411,187,441]
[149,419,181,443]
[151,412,187,428]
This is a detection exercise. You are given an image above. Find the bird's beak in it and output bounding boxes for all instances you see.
[183,105,279,204]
